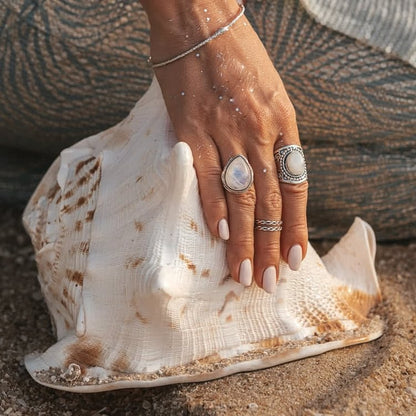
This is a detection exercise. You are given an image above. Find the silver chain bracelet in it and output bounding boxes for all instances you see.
[149,5,245,69]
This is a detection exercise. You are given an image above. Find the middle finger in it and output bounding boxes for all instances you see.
[249,146,282,294]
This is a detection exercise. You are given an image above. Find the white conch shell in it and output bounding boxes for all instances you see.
[23,79,382,392]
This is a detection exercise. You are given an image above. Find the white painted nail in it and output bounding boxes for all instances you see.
[239,259,252,287]
[288,244,303,271]
[218,218,229,240]
[262,266,276,294]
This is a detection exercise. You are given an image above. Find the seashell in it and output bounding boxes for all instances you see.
[23,78,382,392]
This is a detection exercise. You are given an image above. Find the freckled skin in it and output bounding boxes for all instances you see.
[140,0,308,292]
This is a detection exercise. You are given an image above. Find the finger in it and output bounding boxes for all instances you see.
[280,180,308,270]
[275,125,308,271]
[183,135,229,241]
[219,148,256,287]
[249,146,282,294]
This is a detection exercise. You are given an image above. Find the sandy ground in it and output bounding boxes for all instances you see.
[0,207,415,416]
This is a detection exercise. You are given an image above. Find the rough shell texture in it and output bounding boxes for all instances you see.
[23,79,382,392]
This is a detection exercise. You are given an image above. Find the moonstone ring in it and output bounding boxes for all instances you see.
[221,155,254,194]
[274,145,308,184]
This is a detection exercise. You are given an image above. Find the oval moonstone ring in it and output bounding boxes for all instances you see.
[274,145,308,184]
[221,155,254,193]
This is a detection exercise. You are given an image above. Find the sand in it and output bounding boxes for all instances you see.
[0,207,415,415]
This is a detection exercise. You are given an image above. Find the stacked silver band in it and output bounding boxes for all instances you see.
[254,219,283,232]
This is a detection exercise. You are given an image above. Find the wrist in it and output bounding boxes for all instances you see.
[141,0,240,57]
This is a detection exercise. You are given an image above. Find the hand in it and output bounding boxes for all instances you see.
[142,0,308,293]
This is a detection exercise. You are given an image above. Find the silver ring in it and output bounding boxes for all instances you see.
[274,145,307,184]
[221,155,254,194]
[254,219,283,232]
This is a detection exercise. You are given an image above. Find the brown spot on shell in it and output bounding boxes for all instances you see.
[61,299,68,309]
[226,315,233,322]
[64,319,71,330]
[134,221,143,231]
[315,320,344,334]
[75,220,82,232]
[63,288,69,298]
[79,241,90,254]
[85,209,95,222]
[220,274,232,285]
[125,257,144,269]
[180,305,187,316]
[197,353,222,365]
[303,309,330,326]
[47,184,60,201]
[142,187,155,200]
[258,337,284,348]
[335,287,381,323]
[77,176,88,187]
[218,291,239,315]
[201,269,210,278]
[145,129,151,136]
[75,156,95,175]
[179,253,196,274]
[64,189,74,199]
[88,159,100,176]
[111,354,130,373]
[56,195,62,205]
[135,176,143,183]
[135,311,149,324]
[190,219,198,232]
[76,196,87,207]
[66,269,84,286]
[90,176,101,193]
[65,337,103,370]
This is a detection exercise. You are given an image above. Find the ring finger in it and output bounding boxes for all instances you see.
[249,146,282,293]
[219,146,256,288]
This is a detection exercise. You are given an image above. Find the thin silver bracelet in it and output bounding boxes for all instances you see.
[149,5,245,69]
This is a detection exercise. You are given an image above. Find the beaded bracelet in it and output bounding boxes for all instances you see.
[149,5,245,69]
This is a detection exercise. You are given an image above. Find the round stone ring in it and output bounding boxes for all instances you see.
[274,145,308,185]
[221,154,254,194]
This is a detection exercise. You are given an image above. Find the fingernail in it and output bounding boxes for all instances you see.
[239,258,252,287]
[262,266,276,294]
[288,244,303,271]
[218,218,230,240]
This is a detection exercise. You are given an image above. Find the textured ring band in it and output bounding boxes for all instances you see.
[255,219,283,226]
[254,225,283,232]
[254,219,283,232]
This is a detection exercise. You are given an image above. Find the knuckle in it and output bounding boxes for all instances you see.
[282,181,308,200]
[278,98,297,124]
[202,196,226,215]
[230,237,254,254]
[234,189,256,209]
[260,189,282,210]
[199,164,223,180]
[284,222,308,239]
[258,239,280,259]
